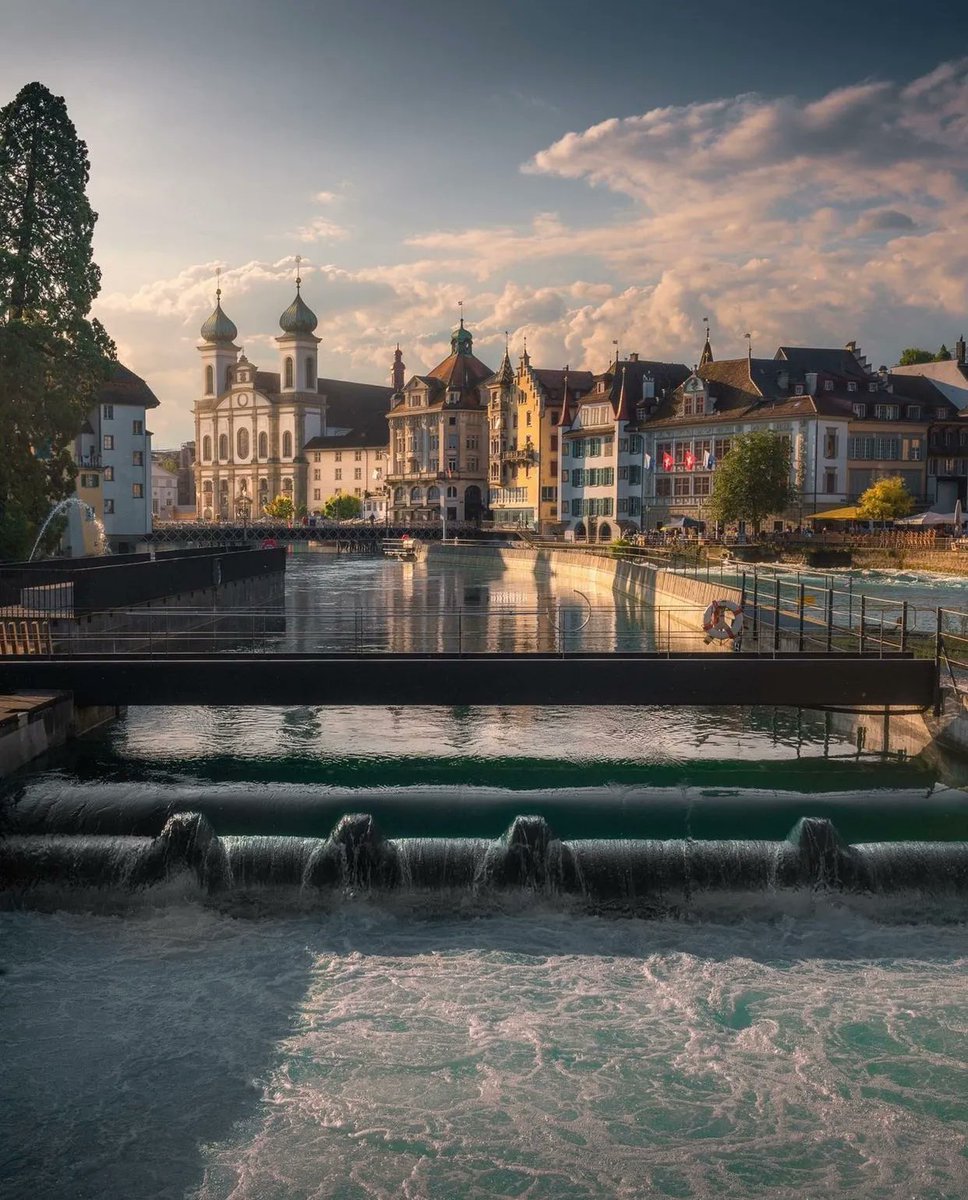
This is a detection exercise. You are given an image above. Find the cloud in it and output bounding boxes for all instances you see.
[98,59,968,445]
[294,217,349,243]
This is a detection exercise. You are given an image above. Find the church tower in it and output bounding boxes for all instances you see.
[276,258,320,393]
[391,344,405,392]
[198,277,239,397]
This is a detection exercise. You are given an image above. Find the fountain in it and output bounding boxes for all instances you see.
[28,495,111,561]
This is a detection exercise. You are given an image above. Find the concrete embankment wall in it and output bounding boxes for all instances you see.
[425,543,743,650]
[0,694,122,778]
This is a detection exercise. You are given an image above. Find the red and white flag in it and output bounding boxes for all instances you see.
[662,451,674,472]
[684,449,696,471]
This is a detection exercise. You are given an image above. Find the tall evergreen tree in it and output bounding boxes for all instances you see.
[0,81,115,559]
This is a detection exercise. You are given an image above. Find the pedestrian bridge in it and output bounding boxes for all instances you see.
[0,651,937,709]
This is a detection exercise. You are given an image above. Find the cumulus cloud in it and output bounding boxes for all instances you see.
[99,59,968,443]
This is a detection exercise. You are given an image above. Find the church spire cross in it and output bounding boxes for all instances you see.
[215,265,222,300]
[295,254,302,291]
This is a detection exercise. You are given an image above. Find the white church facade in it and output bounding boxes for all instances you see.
[193,277,391,520]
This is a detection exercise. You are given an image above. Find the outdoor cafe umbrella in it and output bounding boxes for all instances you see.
[895,509,961,526]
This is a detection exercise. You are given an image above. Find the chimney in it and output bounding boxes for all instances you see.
[957,336,966,366]
[628,352,639,363]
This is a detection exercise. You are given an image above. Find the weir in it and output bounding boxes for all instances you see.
[3,812,968,903]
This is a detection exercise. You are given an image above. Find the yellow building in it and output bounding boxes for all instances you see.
[487,345,593,530]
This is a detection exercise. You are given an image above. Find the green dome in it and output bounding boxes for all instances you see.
[200,295,237,344]
[279,287,318,335]
[451,318,473,354]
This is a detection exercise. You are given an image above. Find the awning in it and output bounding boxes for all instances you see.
[807,505,862,521]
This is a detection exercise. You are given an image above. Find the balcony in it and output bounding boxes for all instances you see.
[501,444,536,465]
[75,454,102,469]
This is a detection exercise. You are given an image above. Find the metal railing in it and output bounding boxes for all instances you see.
[0,595,937,660]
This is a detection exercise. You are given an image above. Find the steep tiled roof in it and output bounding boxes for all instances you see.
[98,362,160,409]
[303,378,394,449]
[427,350,494,399]
[531,368,595,402]
[774,346,871,380]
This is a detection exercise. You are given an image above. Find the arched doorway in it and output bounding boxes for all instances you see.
[598,522,612,541]
[464,484,483,523]
[574,522,586,540]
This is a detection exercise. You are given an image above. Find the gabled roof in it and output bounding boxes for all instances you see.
[774,346,871,380]
[98,362,160,410]
[531,368,595,402]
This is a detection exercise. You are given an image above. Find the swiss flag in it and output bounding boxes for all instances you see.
[662,451,674,472]
[684,449,696,471]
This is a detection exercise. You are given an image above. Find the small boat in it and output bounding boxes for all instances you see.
[382,537,419,561]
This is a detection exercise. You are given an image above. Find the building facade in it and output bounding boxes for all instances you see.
[559,356,689,538]
[487,347,595,530]
[386,319,490,525]
[193,281,391,520]
[73,362,157,552]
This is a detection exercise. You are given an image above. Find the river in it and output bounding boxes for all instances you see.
[2,550,967,1200]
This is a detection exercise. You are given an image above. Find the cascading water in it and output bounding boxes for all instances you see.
[4,811,968,906]
[28,495,110,561]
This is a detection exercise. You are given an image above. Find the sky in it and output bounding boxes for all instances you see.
[3,0,968,446]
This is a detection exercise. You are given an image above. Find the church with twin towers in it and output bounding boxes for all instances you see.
[192,270,494,524]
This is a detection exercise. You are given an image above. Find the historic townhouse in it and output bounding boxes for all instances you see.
[486,344,595,530]
[193,279,391,520]
[74,363,157,552]
[386,319,490,525]
[643,345,852,531]
[559,356,689,539]
[774,344,934,507]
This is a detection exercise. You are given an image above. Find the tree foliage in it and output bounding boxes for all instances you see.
[898,347,934,366]
[708,430,794,535]
[323,493,362,520]
[856,475,914,521]
[0,82,115,560]
[263,493,294,521]
[898,345,954,365]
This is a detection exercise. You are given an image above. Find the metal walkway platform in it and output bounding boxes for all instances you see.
[0,652,936,708]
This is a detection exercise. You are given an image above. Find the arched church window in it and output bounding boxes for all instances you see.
[284,357,294,389]
[225,365,233,390]
[258,431,268,459]
[204,365,214,395]
[237,428,249,460]
[282,431,293,458]
[305,357,314,389]
[218,434,228,460]
[202,436,212,461]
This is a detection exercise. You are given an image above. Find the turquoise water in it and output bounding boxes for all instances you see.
[2,552,968,1199]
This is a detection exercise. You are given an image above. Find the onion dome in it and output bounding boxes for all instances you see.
[200,291,238,344]
[279,278,318,335]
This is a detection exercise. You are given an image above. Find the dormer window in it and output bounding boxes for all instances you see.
[907,406,921,420]
[597,381,607,394]
[868,383,878,393]
[448,391,460,405]
[852,403,866,418]
[824,379,834,392]
[936,407,948,419]
[847,382,857,392]
[408,392,421,407]
[794,384,804,396]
